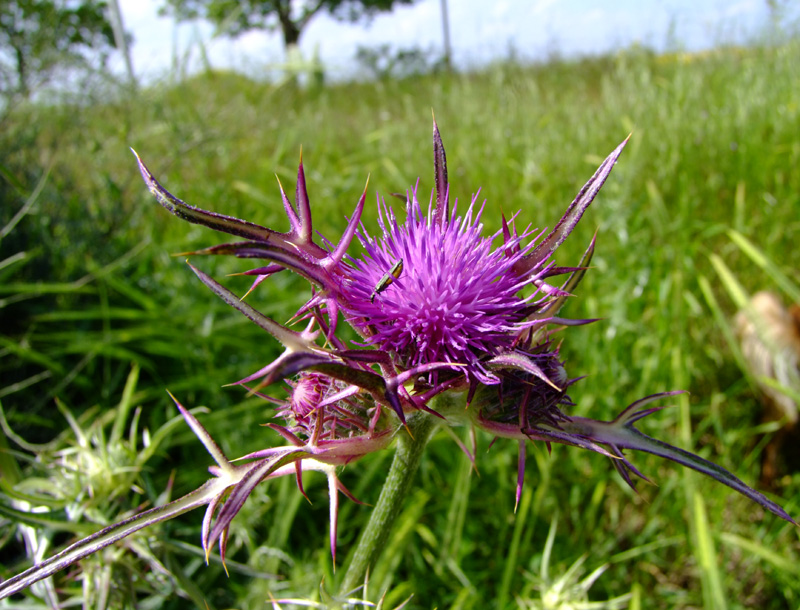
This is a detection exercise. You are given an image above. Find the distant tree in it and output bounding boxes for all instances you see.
[355,44,432,79]
[0,0,116,98]
[161,0,418,54]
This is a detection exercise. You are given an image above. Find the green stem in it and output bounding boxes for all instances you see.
[339,411,437,594]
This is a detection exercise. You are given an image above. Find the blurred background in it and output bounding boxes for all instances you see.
[117,0,800,82]
[1,1,799,609]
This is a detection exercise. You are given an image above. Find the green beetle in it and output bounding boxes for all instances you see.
[370,259,404,303]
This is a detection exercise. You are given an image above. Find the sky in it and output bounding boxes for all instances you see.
[114,0,797,82]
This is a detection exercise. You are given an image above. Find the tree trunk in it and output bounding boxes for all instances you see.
[107,0,137,90]
[275,2,302,84]
[279,15,301,51]
[14,44,28,97]
[274,0,301,53]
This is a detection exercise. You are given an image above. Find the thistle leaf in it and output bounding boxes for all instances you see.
[432,116,450,228]
[487,352,562,390]
[0,480,224,600]
[133,150,276,243]
[206,449,309,557]
[523,137,629,271]
[326,177,368,268]
[235,351,340,388]
[188,262,321,353]
[538,232,596,317]
[565,394,797,525]
[295,154,313,243]
[168,391,233,476]
[185,242,331,287]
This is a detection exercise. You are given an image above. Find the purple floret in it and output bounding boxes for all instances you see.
[343,188,553,385]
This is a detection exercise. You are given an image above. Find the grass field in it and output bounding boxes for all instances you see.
[1,37,799,609]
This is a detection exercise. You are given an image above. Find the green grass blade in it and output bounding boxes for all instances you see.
[727,229,800,304]
[719,532,800,576]
[692,491,728,610]
[110,364,140,446]
[697,273,756,388]
[497,484,532,609]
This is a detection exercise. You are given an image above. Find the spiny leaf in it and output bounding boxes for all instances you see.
[133,149,277,243]
[0,480,223,600]
[523,137,629,272]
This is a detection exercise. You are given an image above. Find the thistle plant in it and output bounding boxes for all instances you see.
[517,516,631,610]
[0,367,187,606]
[0,119,794,602]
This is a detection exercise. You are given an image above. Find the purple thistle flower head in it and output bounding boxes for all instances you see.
[290,372,332,420]
[344,189,549,385]
[277,372,374,442]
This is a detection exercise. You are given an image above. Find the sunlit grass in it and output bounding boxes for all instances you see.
[1,38,799,609]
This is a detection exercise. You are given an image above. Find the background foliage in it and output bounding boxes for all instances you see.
[0,0,115,100]
[160,0,418,50]
[1,34,799,608]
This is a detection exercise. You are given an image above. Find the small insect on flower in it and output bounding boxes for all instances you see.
[370,259,404,303]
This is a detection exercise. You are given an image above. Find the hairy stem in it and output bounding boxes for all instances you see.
[338,411,437,595]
